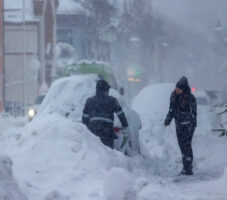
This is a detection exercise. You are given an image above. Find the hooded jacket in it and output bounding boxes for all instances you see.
[82,80,128,129]
[165,77,197,127]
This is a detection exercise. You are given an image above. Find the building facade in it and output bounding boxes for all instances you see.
[3,0,58,115]
[57,1,111,63]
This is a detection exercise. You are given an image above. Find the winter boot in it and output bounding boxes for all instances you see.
[179,166,193,176]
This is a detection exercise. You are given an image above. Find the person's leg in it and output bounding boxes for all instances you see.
[176,125,185,167]
[183,126,195,172]
[89,124,114,149]
[177,125,194,174]
[100,137,114,149]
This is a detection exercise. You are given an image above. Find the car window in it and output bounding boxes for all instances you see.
[35,95,46,105]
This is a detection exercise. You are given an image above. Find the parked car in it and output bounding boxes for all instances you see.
[27,94,46,121]
[36,74,141,155]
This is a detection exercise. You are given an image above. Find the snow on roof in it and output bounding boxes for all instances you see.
[57,0,89,15]
[4,0,36,23]
[76,59,110,66]
[57,0,121,16]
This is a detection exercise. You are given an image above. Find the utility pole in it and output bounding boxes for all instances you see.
[0,0,4,112]
[22,0,27,115]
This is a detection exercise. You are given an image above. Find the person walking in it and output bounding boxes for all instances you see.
[164,77,197,175]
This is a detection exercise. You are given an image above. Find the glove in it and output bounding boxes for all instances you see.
[164,121,169,127]
[122,127,129,136]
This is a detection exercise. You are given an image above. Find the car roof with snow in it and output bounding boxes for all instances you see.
[37,74,127,122]
[132,83,175,118]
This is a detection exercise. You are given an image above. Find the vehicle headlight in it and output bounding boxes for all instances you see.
[28,109,36,117]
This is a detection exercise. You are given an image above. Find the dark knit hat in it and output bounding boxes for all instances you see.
[96,80,110,91]
[176,76,190,91]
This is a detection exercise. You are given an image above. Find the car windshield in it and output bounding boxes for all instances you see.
[35,95,45,105]
[197,97,209,106]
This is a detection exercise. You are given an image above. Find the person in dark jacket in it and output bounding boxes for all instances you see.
[82,80,128,149]
[164,76,197,175]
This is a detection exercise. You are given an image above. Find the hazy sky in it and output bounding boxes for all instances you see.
[151,0,227,91]
[152,0,227,38]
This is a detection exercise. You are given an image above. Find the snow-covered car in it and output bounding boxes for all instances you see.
[37,74,142,155]
[27,94,46,121]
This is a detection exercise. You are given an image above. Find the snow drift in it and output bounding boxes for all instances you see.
[0,113,140,199]
[0,75,152,199]
[0,80,227,199]
[0,155,27,200]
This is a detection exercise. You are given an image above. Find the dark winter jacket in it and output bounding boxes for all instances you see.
[165,77,197,127]
[82,80,128,130]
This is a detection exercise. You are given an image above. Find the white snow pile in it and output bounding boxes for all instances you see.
[1,78,227,199]
[0,114,27,134]
[0,111,145,199]
[103,167,137,200]
[133,83,181,176]
[133,83,175,118]
[0,155,27,200]
[0,75,154,200]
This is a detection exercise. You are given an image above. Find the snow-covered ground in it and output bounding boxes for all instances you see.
[0,114,27,134]
[0,81,227,199]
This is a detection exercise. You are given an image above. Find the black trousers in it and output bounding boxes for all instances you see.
[176,124,195,170]
[100,137,114,149]
[88,122,115,149]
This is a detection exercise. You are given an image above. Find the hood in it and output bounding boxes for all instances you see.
[176,76,191,94]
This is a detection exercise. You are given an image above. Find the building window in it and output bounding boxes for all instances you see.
[57,29,73,44]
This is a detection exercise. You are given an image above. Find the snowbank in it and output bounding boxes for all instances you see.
[0,75,158,199]
[0,155,27,200]
[104,167,137,200]
[0,82,226,200]
[132,83,175,118]
[0,111,153,199]
[0,79,227,199]
[0,114,27,134]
